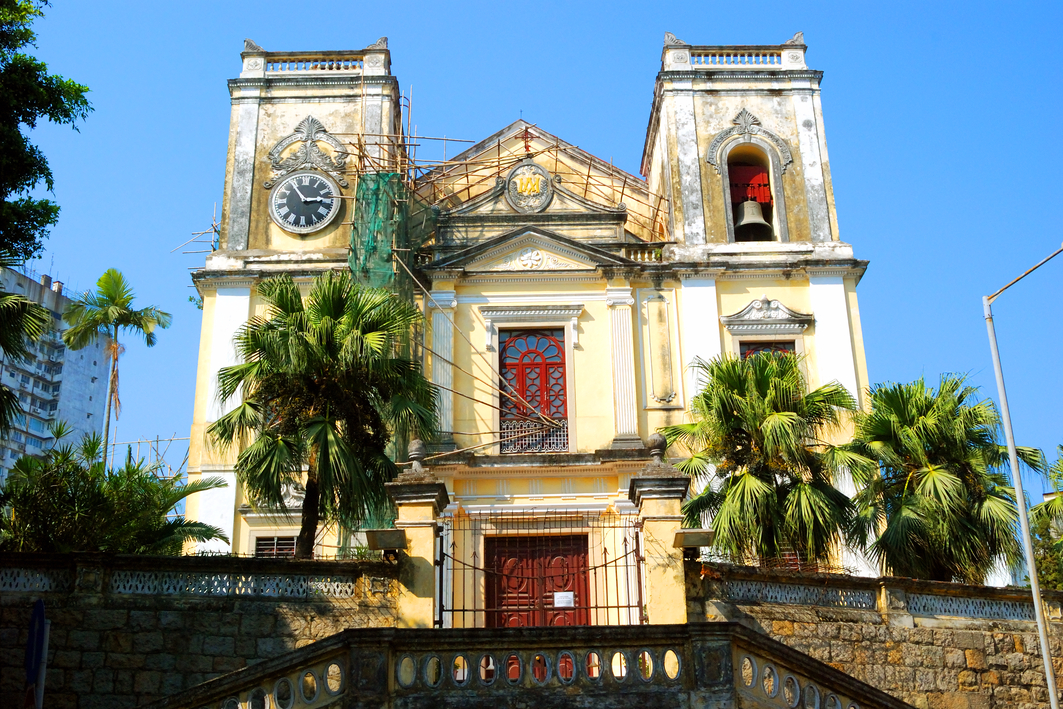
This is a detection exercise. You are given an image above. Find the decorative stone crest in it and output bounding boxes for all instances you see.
[706,109,794,175]
[493,247,577,271]
[664,32,688,46]
[368,37,388,49]
[719,295,813,335]
[783,31,805,46]
[505,161,553,213]
[244,38,265,52]
[263,116,349,189]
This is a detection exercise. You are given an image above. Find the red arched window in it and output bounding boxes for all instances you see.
[499,330,568,453]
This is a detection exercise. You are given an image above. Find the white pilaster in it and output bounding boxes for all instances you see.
[607,287,641,448]
[200,286,251,553]
[792,86,832,243]
[206,288,252,422]
[226,92,260,251]
[196,469,237,554]
[808,275,858,399]
[809,274,874,576]
[671,87,707,245]
[430,290,457,443]
[679,277,722,399]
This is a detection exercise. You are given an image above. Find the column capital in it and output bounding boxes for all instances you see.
[605,286,635,308]
[428,289,457,310]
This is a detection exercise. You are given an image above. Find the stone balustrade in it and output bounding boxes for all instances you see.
[143,623,911,709]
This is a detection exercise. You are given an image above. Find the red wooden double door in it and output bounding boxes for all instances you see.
[485,535,589,628]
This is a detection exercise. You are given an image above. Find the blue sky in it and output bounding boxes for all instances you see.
[24,1,1063,496]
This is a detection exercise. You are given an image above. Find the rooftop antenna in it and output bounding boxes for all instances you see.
[171,203,220,254]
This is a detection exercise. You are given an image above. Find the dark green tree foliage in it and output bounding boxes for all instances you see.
[0,425,228,553]
[0,1,91,260]
[1030,446,1063,590]
[208,272,437,559]
[845,375,1037,584]
[0,251,48,432]
[63,268,172,448]
[660,352,860,567]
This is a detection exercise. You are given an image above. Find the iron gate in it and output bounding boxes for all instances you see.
[437,509,646,628]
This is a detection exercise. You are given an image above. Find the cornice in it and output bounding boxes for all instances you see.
[658,69,824,82]
[228,75,397,92]
[438,211,628,227]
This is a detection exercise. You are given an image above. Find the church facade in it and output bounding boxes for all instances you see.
[185,31,874,611]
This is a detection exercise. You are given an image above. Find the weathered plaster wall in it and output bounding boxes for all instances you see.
[0,554,400,709]
[689,563,1063,709]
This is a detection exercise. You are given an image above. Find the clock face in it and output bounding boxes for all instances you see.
[269,171,341,234]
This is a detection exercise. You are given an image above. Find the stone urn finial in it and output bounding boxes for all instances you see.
[647,432,667,463]
[408,439,426,473]
[638,432,682,478]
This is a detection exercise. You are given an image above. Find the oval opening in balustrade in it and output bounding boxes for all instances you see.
[637,650,654,681]
[783,675,800,707]
[847,704,860,709]
[532,654,549,684]
[611,652,628,681]
[221,698,239,709]
[397,655,416,688]
[803,684,821,709]
[825,694,841,709]
[505,654,522,684]
[557,652,575,684]
[325,662,344,694]
[425,656,443,687]
[585,651,602,680]
[248,688,267,709]
[740,655,757,687]
[762,664,779,698]
[663,649,681,680]
[479,655,497,685]
[452,655,469,685]
[273,677,294,709]
[300,671,318,703]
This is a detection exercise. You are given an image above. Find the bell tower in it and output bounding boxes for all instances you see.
[643,31,869,410]
[185,38,402,553]
[644,33,873,574]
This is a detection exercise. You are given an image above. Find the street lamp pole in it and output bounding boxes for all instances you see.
[983,242,1063,709]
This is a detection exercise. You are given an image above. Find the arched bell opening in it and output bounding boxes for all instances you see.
[727,144,775,242]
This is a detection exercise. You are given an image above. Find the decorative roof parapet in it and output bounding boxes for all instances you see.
[719,295,813,336]
[662,38,807,72]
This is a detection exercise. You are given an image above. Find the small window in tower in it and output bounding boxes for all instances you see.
[728,145,775,242]
[739,341,796,358]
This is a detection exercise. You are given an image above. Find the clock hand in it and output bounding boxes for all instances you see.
[291,184,309,202]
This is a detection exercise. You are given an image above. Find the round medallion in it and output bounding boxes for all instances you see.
[268,171,342,234]
[505,162,553,214]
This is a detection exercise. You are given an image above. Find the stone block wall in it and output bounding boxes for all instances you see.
[688,562,1063,709]
[0,553,400,708]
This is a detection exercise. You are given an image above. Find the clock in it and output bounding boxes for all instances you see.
[268,171,341,234]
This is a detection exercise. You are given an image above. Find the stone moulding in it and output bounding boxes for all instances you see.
[719,295,813,336]
[262,115,349,189]
[706,109,794,175]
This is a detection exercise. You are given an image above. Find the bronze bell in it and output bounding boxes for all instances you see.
[734,200,773,241]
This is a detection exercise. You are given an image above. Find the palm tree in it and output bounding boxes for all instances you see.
[844,375,1038,584]
[661,352,860,568]
[0,252,51,432]
[62,269,172,449]
[0,422,227,554]
[207,271,437,559]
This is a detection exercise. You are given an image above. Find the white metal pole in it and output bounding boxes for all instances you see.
[984,296,1059,709]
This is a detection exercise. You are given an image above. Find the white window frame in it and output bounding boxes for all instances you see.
[478,304,583,455]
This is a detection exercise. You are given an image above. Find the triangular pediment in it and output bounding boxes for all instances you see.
[417,121,666,243]
[426,226,633,273]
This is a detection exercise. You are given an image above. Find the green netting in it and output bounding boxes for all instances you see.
[348,172,434,298]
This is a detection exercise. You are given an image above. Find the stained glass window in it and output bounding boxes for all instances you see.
[739,341,796,358]
[498,330,568,453]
